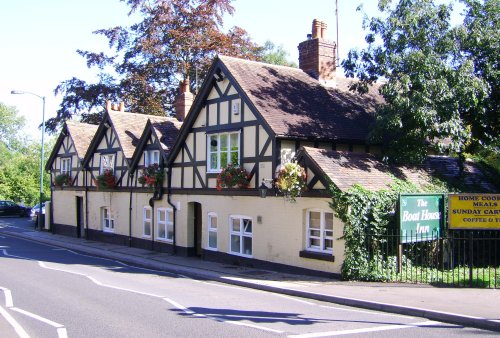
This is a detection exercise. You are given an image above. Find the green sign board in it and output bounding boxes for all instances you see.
[399,194,444,243]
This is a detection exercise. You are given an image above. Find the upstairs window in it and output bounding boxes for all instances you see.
[100,154,115,174]
[207,132,240,172]
[145,150,160,167]
[61,158,71,175]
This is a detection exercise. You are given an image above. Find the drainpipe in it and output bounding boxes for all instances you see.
[150,197,155,251]
[85,171,89,239]
[128,172,134,247]
[166,168,177,254]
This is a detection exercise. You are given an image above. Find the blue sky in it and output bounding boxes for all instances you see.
[1,0,381,138]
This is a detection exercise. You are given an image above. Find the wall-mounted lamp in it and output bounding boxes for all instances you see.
[259,178,274,198]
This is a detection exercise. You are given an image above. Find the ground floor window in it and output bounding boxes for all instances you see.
[101,207,114,232]
[207,212,217,250]
[306,210,333,253]
[157,208,173,241]
[230,215,252,256]
[143,206,152,237]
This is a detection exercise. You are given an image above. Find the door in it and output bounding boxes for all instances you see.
[76,196,84,238]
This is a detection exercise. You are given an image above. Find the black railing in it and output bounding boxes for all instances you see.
[363,230,499,288]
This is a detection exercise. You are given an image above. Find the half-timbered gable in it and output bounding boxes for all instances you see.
[46,121,98,188]
[131,118,183,189]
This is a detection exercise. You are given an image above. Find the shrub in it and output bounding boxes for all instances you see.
[275,162,307,202]
[216,164,250,190]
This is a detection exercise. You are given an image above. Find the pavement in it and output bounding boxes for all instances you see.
[1,218,499,332]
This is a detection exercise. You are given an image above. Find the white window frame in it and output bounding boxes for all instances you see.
[207,212,218,250]
[61,157,71,175]
[306,210,334,253]
[207,131,240,173]
[144,150,160,167]
[229,215,253,257]
[157,208,173,242]
[143,206,152,238]
[101,207,114,233]
[100,153,115,174]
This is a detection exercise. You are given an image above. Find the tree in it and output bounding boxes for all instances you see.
[261,41,297,67]
[342,0,499,164]
[0,103,26,151]
[0,103,51,205]
[47,0,262,132]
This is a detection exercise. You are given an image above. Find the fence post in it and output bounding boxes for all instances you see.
[469,231,474,287]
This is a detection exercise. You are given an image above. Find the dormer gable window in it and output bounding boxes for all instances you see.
[145,150,160,167]
[61,157,71,175]
[100,154,115,174]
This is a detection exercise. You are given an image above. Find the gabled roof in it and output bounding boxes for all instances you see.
[83,110,173,168]
[130,118,183,170]
[298,146,431,192]
[45,121,98,171]
[218,55,384,142]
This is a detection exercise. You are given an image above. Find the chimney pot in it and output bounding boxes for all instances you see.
[119,102,125,112]
[175,78,194,122]
[312,19,321,39]
[321,22,327,39]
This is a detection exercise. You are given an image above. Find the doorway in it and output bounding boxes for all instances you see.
[188,202,203,256]
[76,196,84,238]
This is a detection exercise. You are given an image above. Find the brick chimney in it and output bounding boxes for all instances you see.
[298,19,337,86]
[106,100,126,113]
[175,78,194,122]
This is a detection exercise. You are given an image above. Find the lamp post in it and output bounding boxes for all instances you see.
[11,90,46,230]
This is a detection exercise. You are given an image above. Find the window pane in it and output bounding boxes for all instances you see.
[144,208,151,219]
[209,232,217,249]
[325,213,334,230]
[324,230,333,238]
[309,238,320,247]
[210,153,218,170]
[220,152,228,168]
[158,225,165,238]
[243,219,252,234]
[231,235,240,253]
[153,151,159,164]
[158,210,165,222]
[144,221,151,236]
[230,133,239,151]
[324,239,333,250]
[310,230,321,237]
[231,218,240,232]
[220,134,228,152]
[110,220,114,229]
[167,210,173,222]
[309,211,321,228]
[167,223,173,240]
[230,151,238,166]
[243,237,252,255]
[210,135,218,152]
[209,215,217,229]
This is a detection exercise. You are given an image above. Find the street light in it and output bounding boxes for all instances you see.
[11,90,46,230]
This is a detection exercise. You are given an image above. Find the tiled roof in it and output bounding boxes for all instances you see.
[301,147,431,192]
[108,111,172,160]
[66,121,98,159]
[151,119,183,154]
[219,55,384,142]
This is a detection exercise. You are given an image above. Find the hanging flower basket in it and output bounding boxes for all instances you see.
[138,163,164,192]
[216,164,250,190]
[54,173,72,187]
[94,169,116,190]
[275,162,307,202]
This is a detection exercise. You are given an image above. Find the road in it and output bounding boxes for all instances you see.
[0,218,496,337]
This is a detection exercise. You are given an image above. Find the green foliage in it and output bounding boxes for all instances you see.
[329,178,445,281]
[275,162,307,202]
[47,0,263,132]
[342,0,499,164]
[260,41,298,67]
[0,103,51,205]
[94,170,116,190]
[54,173,72,187]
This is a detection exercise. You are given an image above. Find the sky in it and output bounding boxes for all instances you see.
[0,0,382,140]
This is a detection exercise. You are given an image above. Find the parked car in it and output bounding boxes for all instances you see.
[30,203,46,222]
[0,200,30,217]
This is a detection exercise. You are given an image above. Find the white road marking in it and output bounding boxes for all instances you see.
[0,286,14,307]
[0,285,68,338]
[225,319,284,334]
[0,304,30,338]
[288,320,442,337]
